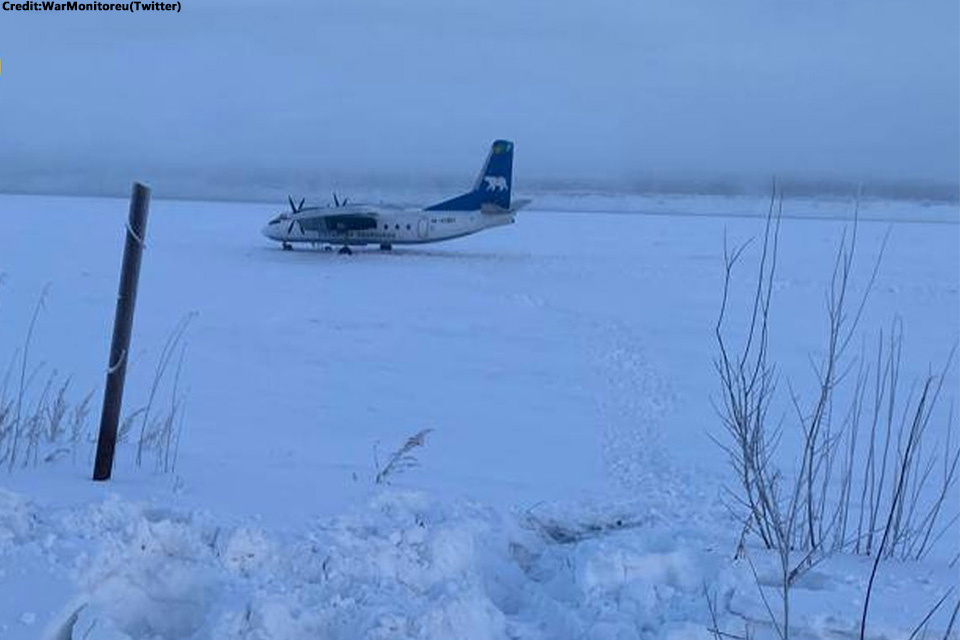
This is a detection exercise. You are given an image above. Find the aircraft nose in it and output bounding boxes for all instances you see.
[261,223,277,239]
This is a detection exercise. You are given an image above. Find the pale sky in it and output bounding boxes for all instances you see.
[1,0,957,197]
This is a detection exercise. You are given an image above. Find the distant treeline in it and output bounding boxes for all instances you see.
[1,164,957,204]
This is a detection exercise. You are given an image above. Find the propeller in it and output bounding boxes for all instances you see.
[287,195,305,214]
[287,219,304,235]
[332,192,350,208]
[282,196,308,236]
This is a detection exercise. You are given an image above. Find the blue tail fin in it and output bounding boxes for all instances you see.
[426,140,514,211]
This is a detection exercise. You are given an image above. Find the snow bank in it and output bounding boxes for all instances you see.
[3,488,718,640]
[0,487,945,640]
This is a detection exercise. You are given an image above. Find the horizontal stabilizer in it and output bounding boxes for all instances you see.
[481,198,532,215]
[509,198,532,212]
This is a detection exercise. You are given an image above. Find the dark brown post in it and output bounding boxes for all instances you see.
[93,182,151,481]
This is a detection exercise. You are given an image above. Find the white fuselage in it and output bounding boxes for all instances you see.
[261,206,515,247]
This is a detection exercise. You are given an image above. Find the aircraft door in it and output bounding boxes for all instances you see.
[417,217,429,240]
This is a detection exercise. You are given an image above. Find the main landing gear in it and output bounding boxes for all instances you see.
[379,243,392,251]
[338,245,353,255]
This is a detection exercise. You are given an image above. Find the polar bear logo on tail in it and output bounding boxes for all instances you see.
[484,176,509,191]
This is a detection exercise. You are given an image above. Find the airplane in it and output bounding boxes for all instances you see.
[261,139,530,254]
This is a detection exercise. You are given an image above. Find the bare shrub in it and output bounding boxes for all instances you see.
[375,428,433,484]
[712,190,782,552]
[0,286,100,468]
[8,286,48,471]
[68,388,95,464]
[135,312,196,473]
[0,285,195,473]
[704,582,753,640]
[714,188,958,638]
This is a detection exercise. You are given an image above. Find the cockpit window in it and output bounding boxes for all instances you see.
[268,215,287,225]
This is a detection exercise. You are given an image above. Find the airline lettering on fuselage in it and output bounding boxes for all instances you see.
[484,176,508,191]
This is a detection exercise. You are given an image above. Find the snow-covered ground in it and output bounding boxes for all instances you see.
[0,192,956,639]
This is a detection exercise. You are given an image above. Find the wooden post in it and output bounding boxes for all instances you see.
[93,182,151,481]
